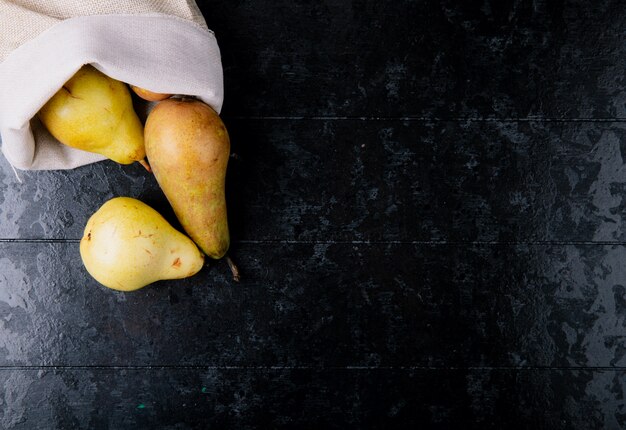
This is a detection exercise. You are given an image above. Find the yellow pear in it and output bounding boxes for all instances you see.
[38,65,147,167]
[80,197,204,292]
[130,85,172,101]
[144,98,230,259]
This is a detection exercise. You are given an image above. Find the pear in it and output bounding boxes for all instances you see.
[80,197,204,292]
[38,65,147,167]
[130,85,172,102]
[144,98,230,260]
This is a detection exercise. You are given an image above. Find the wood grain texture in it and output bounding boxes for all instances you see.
[3,120,626,242]
[199,0,626,119]
[0,242,623,370]
[0,368,623,429]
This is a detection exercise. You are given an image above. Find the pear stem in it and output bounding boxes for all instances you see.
[138,158,152,172]
[225,255,241,283]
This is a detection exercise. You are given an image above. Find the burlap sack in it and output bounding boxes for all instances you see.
[0,0,223,170]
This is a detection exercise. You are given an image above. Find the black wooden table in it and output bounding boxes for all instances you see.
[1,1,625,428]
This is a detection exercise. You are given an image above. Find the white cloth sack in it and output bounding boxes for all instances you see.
[0,0,223,170]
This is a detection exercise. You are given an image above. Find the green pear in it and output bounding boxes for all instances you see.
[80,197,204,292]
[38,65,147,167]
[144,98,230,260]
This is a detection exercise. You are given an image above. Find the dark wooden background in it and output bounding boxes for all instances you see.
[1,0,626,428]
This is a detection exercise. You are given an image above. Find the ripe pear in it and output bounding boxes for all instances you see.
[38,65,147,166]
[144,98,230,259]
[80,197,204,292]
[130,85,172,101]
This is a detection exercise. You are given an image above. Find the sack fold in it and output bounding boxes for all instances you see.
[0,13,223,170]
